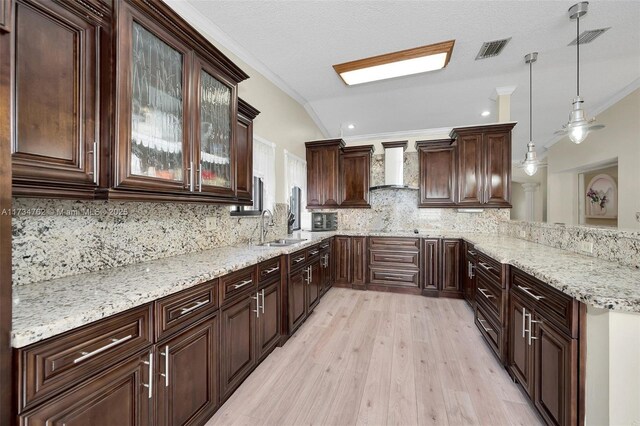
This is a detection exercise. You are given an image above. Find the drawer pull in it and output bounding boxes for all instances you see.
[468,250,477,256]
[73,334,133,364]
[478,262,495,271]
[233,279,253,289]
[522,307,527,338]
[517,285,545,301]
[526,313,541,346]
[262,266,279,275]
[261,289,265,314]
[309,250,319,256]
[293,256,305,263]
[252,292,261,318]
[159,345,169,387]
[478,288,496,299]
[478,318,493,333]
[320,244,329,249]
[179,300,208,315]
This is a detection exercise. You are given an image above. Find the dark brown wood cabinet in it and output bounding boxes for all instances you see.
[0,0,11,33]
[19,350,153,426]
[235,98,260,202]
[340,146,373,208]
[462,242,477,307]
[416,140,457,207]
[256,280,280,361]
[450,123,515,207]
[220,294,256,399]
[307,258,322,312]
[507,267,585,426]
[306,139,343,208]
[422,238,439,295]
[352,236,367,288]
[11,0,111,198]
[334,236,352,286]
[155,316,219,426]
[368,237,421,294]
[319,240,332,294]
[288,265,307,333]
[440,239,462,297]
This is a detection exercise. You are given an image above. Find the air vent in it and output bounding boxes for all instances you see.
[568,28,610,45]
[475,38,511,60]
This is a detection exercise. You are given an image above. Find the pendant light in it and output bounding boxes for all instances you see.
[560,2,605,144]
[523,52,539,176]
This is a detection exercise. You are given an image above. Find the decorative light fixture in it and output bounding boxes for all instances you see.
[523,52,539,176]
[333,40,455,85]
[557,2,604,144]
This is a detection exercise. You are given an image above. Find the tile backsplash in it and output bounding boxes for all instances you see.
[370,151,419,188]
[499,220,640,269]
[12,198,287,286]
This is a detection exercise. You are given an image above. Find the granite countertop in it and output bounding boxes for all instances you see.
[12,230,640,348]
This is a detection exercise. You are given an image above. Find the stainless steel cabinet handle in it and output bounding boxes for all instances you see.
[87,141,98,183]
[309,266,313,283]
[180,300,208,315]
[233,279,253,289]
[467,262,472,278]
[468,250,477,256]
[74,334,133,364]
[294,256,305,263]
[478,318,493,333]
[477,288,495,299]
[527,313,541,346]
[142,352,153,399]
[517,285,544,301]
[159,345,169,387]
[320,244,329,249]
[252,292,260,318]
[262,266,279,275]
[198,165,202,192]
[189,161,195,191]
[478,262,494,271]
[304,266,311,284]
[309,250,319,256]
[261,289,265,314]
[522,307,526,338]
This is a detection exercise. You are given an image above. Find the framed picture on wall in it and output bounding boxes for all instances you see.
[585,174,618,219]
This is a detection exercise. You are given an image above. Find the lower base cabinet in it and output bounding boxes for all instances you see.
[156,316,219,426]
[257,280,280,362]
[288,265,307,333]
[19,350,153,426]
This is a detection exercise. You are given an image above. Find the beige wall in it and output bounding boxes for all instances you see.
[510,184,527,220]
[164,1,325,203]
[546,89,640,229]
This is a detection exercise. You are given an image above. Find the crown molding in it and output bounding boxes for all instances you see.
[493,85,517,98]
[543,77,640,150]
[163,0,329,138]
[342,126,452,143]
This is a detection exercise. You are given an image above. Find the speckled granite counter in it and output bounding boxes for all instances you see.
[12,230,640,348]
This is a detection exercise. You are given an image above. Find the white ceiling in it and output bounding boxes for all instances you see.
[183,0,640,160]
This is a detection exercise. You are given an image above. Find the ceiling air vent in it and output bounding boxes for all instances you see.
[475,37,511,60]
[568,28,610,45]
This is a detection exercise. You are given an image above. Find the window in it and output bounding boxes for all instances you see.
[289,186,301,231]
[231,177,263,216]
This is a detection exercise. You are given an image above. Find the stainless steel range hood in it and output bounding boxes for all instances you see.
[370,141,412,190]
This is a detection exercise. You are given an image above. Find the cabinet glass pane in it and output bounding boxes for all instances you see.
[130,22,183,181]
[200,70,232,188]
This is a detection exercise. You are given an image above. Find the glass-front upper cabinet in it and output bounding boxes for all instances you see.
[114,1,242,200]
[193,58,237,198]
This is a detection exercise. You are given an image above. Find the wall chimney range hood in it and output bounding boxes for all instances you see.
[370,141,414,190]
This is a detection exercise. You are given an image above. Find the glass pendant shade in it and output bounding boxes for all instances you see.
[567,97,589,144]
[523,142,538,176]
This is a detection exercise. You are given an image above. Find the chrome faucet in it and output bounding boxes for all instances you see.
[260,209,274,244]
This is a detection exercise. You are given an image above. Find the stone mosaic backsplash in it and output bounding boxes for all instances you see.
[499,220,640,269]
[370,152,419,188]
[12,198,287,286]
[328,188,510,233]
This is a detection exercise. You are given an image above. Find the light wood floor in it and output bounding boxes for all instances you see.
[206,288,542,426]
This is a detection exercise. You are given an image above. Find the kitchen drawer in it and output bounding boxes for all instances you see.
[476,251,502,285]
[155,279,218,341]
[318,239,331,252]
[258,257,281,284]
[219,266,257,306]
[306,244,322,261]
[369,250,419,268]
[511,268,578,338]
[368,237,420,251]
[369,267,419,288]
[476,269,503,321]
[17,304,153,412]
[464,241,477,260]
[475,302,502,362]
[289,249,307,271]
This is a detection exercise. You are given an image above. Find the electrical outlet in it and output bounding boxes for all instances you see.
[206,217,217,231]
[578,241,593,254]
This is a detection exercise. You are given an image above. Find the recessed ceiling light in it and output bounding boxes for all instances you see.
[481,111,491,117]
[347,124,355,130]
[333,40,455,86]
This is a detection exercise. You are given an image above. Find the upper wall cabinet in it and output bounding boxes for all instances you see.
[235,98,260,203]
[306,139,343,208]
[416,139,457,207]
[451,123,515,208]
[111,0,248,202]
[306,139,374,209]
[10,0,111,198]
[340,145,373,208]
[0,0,12,33]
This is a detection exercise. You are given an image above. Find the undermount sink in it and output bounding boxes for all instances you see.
[259,238,306,247]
